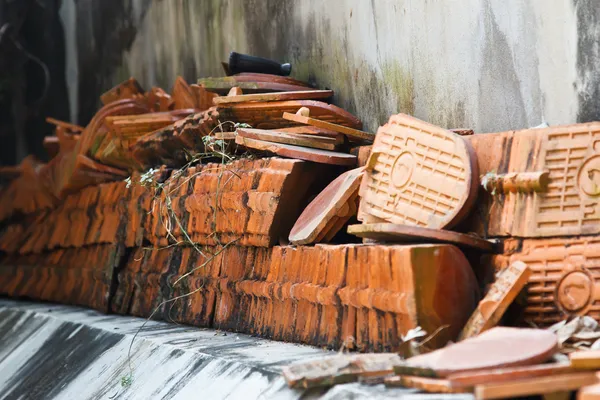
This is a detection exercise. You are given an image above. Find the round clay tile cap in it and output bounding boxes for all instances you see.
[556,270,593,313]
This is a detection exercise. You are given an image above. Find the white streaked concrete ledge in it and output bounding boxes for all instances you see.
[0,299,473,400]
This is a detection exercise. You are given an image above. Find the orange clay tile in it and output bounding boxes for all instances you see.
[462,122,600,238]
[492,236,600,326]
[218,100,362,130]
[289,168,364,245]
[234,136,357,166]
[395,327,558,378]
[450,128,475,136]
[100,77,144,105]
[475,372,598,400]
[347,223,496,252]
[190,84,218,110]
[283,108,373,142]
[236,128,340,151]
[171,76,197,110]
[385,376,468,393]
[198,74,312,95]
[0,244,124,312]
[213,89,333,105]
[447,362,573,389]
[350,145,372,168]
[110,243,478,352]
[45,117,85,133]
[277,126,344,141]
[283,353,401,389]
[459,261,531,340]
[146,87,174,111]
[228,73,312,87]
[358,114,478,230]
[481,171,550,194]
[0,156,58,222]
[226,86,243,96]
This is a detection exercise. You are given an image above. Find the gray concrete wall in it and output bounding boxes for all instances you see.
[59,0,600,134]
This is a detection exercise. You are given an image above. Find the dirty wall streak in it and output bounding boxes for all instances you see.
[61,0,586,133]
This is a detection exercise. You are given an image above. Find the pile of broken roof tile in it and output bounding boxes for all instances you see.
[1,65,600,398]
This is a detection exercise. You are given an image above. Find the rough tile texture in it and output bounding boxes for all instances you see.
[113,243,479,353]
[491,236,600,327]
[461,123,600,238]
[0,244,125,312]
[144,158,329,248]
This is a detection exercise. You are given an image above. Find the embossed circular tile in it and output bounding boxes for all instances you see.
[578,155,600,198]
[555,269,593,313]
[358,114,478,229]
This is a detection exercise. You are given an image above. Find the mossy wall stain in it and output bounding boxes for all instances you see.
[64,0,590,132]
[381,63,415,117]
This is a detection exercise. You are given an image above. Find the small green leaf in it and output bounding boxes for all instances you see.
[121,374,133,387]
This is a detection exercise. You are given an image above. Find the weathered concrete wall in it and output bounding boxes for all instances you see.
[60,0,600,134]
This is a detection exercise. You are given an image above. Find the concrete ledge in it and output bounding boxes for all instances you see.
[0,299,473,399]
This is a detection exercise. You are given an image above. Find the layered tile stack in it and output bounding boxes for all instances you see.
[0,244,125,312]
[112,243,478,353]
[0,77,203,312]
[350,121,600,328]
[0,176,149,311]
[143,158,323,248]
[8,70,577,356]
[459,122,600,326]
[131,99,363,169]
[0,73,376,341]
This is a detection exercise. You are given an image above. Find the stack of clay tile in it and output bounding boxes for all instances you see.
[0,71,372,325]
[347,118,600,330]
[111,111,493,353]
[280,114,511,352]
[0,76,207,311]
[143,158,326,248]
[131,88,366,170]
[8,64,600,379]
[0,174,150,254]
[108,83,486,352]
[112,242,478,353]
[0,156,58,221]
[0,169,153,312]
[454,122,600,327]
[1,245,125,313]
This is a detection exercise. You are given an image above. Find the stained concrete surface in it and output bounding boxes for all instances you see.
[0,299,475,399]
[58,0,599,136]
